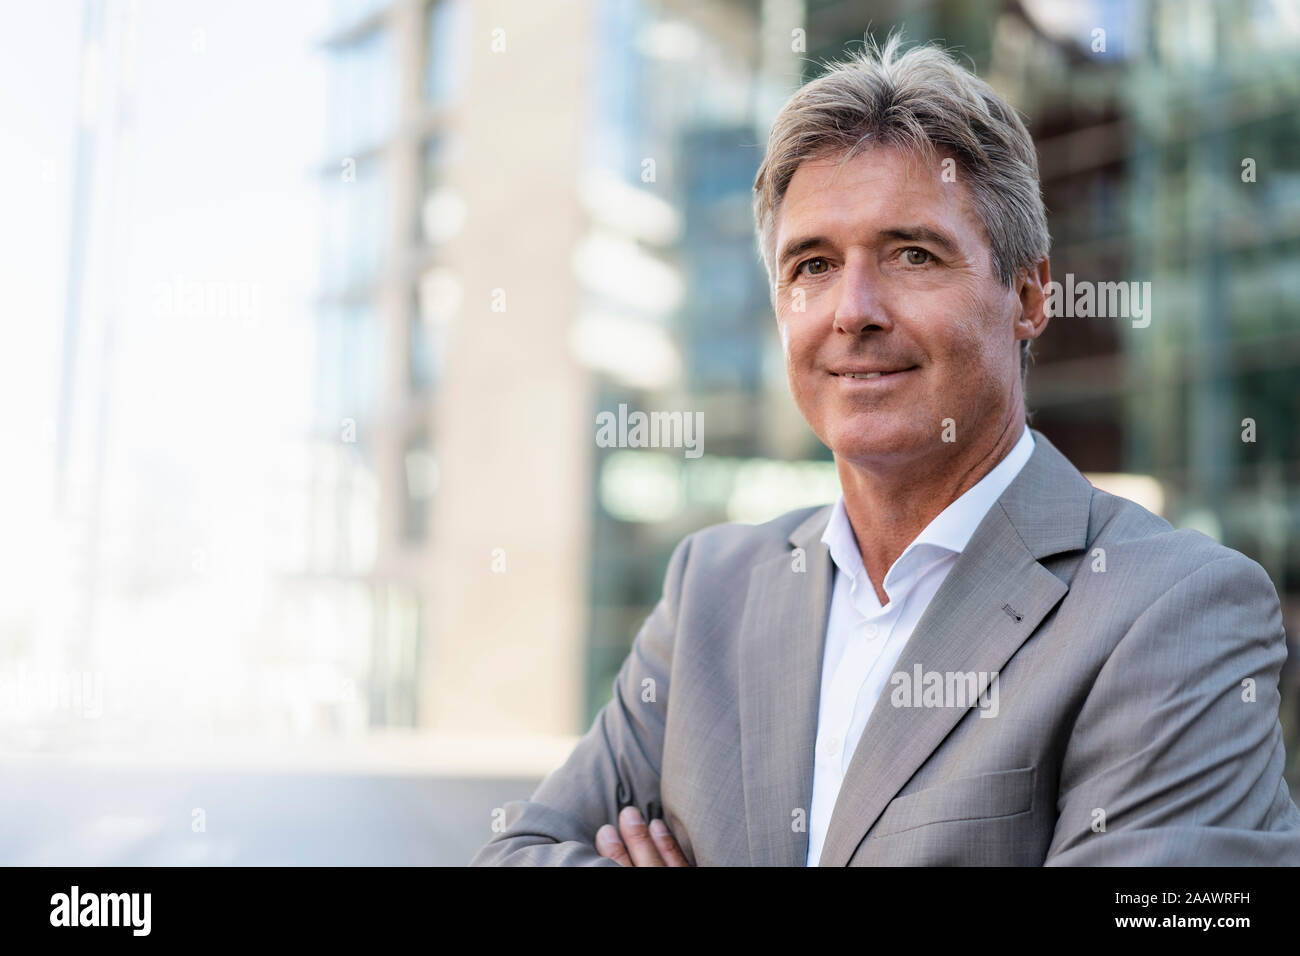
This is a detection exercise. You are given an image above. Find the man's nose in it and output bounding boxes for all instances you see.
[832,258,893,336]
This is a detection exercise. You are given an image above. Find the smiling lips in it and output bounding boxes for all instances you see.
[831,366,918,381]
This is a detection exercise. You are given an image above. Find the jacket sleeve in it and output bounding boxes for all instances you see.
[468,532,693,866]
[1045,552,1300,865]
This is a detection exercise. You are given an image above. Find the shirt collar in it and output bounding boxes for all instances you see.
[820,424,1036,593]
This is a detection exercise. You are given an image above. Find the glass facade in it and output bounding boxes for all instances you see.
[309,0,464,730]
[583,0,801,722]
[326,26,396,160]
[314,304,385,429]
[321,157,387,296]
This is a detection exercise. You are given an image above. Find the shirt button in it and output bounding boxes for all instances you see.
[864,622,878,639]
[823,736,841,759]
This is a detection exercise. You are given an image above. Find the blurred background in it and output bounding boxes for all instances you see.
[2,0,1298,864]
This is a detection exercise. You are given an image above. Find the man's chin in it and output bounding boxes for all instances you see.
[826,425,931,468]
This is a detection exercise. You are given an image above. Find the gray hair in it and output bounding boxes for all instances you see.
[752,34,1050,387]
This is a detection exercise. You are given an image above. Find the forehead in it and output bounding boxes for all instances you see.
[776,143,983,248]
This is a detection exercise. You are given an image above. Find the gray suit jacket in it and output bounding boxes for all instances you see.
[471,429,1300,865]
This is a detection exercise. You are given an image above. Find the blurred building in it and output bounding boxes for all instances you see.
[301,0,461,733]
[307,0,598,738]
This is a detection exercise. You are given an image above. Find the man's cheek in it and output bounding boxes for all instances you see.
[783,345,815,396]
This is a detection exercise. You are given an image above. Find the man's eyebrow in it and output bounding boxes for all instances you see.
[879,226,959,256]
[777,226,960,271]
[777,235,828,271]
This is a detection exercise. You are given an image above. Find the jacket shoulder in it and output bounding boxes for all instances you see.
[1086,484,1271,585]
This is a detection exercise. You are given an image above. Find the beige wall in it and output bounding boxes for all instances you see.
[423,0,595,736]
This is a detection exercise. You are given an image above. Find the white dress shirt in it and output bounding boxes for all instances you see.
[804,425,1035,866]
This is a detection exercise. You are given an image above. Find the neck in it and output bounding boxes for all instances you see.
[836,409,1024,605]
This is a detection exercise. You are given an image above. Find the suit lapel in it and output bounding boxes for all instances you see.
[817,429,1093,866]
[738,505,834,866]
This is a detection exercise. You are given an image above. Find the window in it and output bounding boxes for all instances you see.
[418,133,464,245]
[409,296,434,393]
[315,304,385,430]
[401,433,436,543]
[425,0,469,107]
[369,584,422,728]
[322,158,388,294]
[328,27,396,158]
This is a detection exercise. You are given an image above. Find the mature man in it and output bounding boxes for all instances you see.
[471,38,1300,866]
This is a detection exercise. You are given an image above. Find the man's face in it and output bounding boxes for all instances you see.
[773,143,1033,471]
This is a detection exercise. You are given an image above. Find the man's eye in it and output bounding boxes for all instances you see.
[798,257,830,276]
[902,247,933,265]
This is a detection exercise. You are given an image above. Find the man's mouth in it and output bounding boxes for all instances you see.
[831,366,918,380]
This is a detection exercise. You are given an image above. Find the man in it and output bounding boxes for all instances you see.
[471,37,1300,866]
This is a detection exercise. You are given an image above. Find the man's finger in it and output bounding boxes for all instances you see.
[595,824,633,866]
[648,817,691,866]
[617,805,666,866]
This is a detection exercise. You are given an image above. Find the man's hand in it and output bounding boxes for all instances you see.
[595,806,691,866]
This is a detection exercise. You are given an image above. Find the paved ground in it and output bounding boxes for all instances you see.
[0,764,541,865]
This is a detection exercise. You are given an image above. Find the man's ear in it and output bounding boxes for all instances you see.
[1014,257,1052,347]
